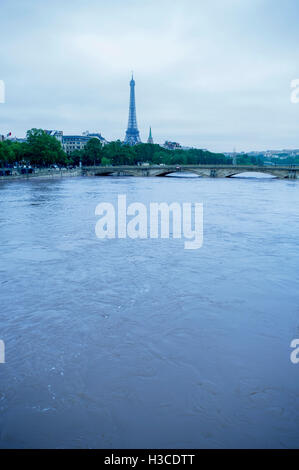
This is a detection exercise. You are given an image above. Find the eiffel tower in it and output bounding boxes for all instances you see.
[124,73,141,145]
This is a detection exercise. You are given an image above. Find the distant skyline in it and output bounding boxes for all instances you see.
[1,0,299,152]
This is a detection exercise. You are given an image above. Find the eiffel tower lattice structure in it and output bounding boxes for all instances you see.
[124,74,141,145]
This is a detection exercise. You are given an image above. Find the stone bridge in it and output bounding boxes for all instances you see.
[82,164,298,179]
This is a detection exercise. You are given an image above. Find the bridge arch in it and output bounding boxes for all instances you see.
[94,171,114,176]
[94,170,137,177]
[225,170,278,178]
[155,169,200,177]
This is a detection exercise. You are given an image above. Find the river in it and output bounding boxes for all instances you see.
[0,174,298,448]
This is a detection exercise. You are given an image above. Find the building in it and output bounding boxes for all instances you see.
[124,74,141,145]
[45,130,108,154]
[62,135,94,154]
[10,138,27,143]
[147,127,154,144]
[163,141,182,150]
[44,130,63,143]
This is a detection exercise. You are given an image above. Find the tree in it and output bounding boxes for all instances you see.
[102,141,136,165]
[82,138,103,165]
[0,141,12,166]
[68,150,83,166]
[101,156,112,166]
[25,128,67,167]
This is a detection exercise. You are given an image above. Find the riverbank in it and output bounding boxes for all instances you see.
[0,168,81,181]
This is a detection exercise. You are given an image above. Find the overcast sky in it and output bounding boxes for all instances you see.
[1,0,299,152]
